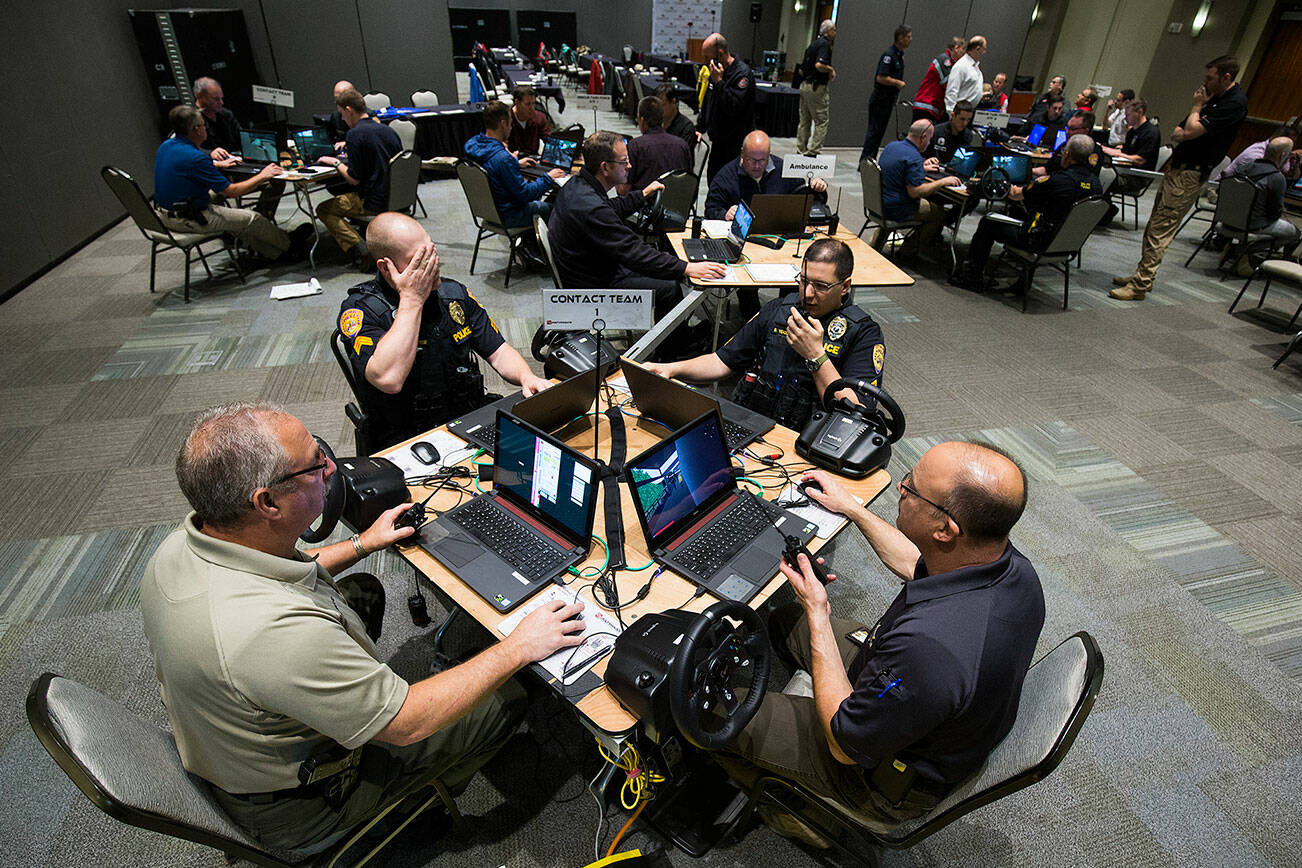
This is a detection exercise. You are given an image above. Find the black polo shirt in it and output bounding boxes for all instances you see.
[924,120,976,165]
[666,112,697,151]
[200,107,241,154]
[1170,83,1248,173]
[802,35,833,87]
[344,116,402,212]
[628,126,692,190]
[1122,119,1160,169]
[831,544,1045,789]
[873,44,905,100]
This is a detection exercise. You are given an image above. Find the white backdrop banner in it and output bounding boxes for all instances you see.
[652,0,723,58]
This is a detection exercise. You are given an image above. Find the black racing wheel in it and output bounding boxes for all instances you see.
[667,601,771,751]
[820,378,906,444]
[980,166,1012,201]
[300,436,342,543]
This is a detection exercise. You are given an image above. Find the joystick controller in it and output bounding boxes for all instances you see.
[782,537,831,584]
[394,502,427,530]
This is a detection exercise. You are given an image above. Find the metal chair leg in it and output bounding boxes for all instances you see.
[1257,276,1273,309]
[432,605,462,657]
[1184,226,1214,267]
[194,243,214,279]
[183,249,192,303]
[1287,298,1302,330]
[1063,261,1070,310]
[504,237,516,287]
[1275,331,1302,369]
[470,228,483,274]
[1228,270,1255,313]
[149,242,158,294]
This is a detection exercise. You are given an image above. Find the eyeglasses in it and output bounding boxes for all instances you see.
[898,470,962,533]
[604,158,630,167]
[271,444,328,485]
[797,274,849,294]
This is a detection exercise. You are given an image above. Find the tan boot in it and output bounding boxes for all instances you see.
[1108,284,1147,300]
[1112,275,1135,287]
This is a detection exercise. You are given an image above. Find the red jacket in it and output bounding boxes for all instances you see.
[912,51,955,118]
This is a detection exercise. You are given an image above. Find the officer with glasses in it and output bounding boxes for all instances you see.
[645,237,885,431]
[712,441,1044,847]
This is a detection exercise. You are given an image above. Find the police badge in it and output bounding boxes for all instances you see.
[827,315,847,340]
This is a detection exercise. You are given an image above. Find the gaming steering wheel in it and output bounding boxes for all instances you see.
[980,166,1012,201]
[632,188,665,236]
[820,378,906,444]
[667,601,772,751]
[300,436,343,544]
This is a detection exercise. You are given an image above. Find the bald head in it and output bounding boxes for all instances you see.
[703,33,730,64]
[920,441,1027,544]
[907,119,934,149]
[333,80,355,99]
[367,212,431,272]
[1266,136,1294,165]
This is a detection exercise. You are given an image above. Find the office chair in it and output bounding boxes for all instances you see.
[745,632,1103,865]
[656,169,701,221]
[996,197,1109,310]
[533,214,564,289]
[1228,237,1302,333]
[857,158,923,257]
[1185,175,1280,274]
[455,159,532,287]
[331,330,376,455]
[101,165,244,304]
[26,672,455,868]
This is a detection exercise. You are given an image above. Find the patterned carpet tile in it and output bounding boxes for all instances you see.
[1137,461,1279,525]
[0,471,113,541]
[55,376,179,425]
[1252,392,1302,424]
[0,385,85,430]
[155,368,272,414]
[1134,405,1253,455]
[74,467,194,534]
[9,418,152,478]
[4,347,117,387]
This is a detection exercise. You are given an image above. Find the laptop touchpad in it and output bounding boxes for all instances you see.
[732,547,778,580]
[431,532,481,568]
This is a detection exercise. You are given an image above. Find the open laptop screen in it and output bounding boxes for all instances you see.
[293,128,335,160]
[540,137,579,169]
[239,130,279,162]
[495,412,595,541]
[1052,128,1069,151]
[990,154,1029,184]
[947,147,981,178]
[730,200,753,246]
[1026,124,1047,147]
[626,411,732,543]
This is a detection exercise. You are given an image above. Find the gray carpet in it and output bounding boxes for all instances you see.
[0,73,1300,866]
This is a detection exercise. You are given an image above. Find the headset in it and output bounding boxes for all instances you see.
[795,379,905,478]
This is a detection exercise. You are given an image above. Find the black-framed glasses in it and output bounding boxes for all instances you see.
[797,273,849,294]
[899,470,962,533]
[270,445,328,485]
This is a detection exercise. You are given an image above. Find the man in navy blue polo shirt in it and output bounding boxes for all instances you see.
[716,441,1045,846]
[154,105,304,261]
[875,120,963,249]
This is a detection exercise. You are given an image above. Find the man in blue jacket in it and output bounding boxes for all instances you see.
[464,101,565,268]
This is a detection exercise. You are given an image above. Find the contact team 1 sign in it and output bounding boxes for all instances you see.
[542,290,654,331]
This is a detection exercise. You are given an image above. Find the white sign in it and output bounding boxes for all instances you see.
[570,93,606,113]
[542,290,654,331]
[252,85,295,108]
[781,154,836,179]
[973,110,1008,129]
[1092,84,1113,98]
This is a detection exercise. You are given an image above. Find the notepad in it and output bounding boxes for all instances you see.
[498,584,623,683]
[269,278,321,300]
[702,219,733,238]
[744,263,799,283]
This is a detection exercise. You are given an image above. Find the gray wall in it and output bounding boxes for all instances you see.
[827,0,1039,149]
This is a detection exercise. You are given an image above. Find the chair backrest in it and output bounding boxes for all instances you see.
[411,89,439,107]
[632,72,645,103]
[859,158,887,220]
[1042,197,1109,257]
[658,169,700,218]
[534,214,565,288]
[694,137,711,179]
[1154,144,1173,172]
[389,118,417,151]
[1214,175,1259,235]
[455,159,508,228]
[386,150,420,215]
[25,672,292,867]
[865,632,1103,847]
[332,329,368,405]
[363,92,391,111]
[1098,166,1117,196]
[101,165,173,240]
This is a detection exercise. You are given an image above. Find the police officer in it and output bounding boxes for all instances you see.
[699,32,756,181]
[860,25,912,162]
[1030,110,1104,179]
[954,134,1102,291]
[337,212,550,449]
[644,238,885,432]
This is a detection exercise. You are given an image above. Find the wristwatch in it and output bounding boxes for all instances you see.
[805,351,829,372]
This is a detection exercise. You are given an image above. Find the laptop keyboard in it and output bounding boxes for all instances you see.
[722,419,753,451]
[673,497,776,578]
[692,238,736,261]
[450,499,567,580]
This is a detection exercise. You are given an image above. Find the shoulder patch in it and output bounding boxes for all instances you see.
[1088,152,1099,166]
[873,343,885,373]
[339,308,364,339]
[883,55,892,64]
[737,77,748,89]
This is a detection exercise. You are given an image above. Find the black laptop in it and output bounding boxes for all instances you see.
[420,411,600,612]
[292,127,336,161]
[238,129,280,166]
[747,193,813,237]
[623,410,816,604]
[619,357,773,452]
[683,200,752,262]
[446,366,600,455]
[522,136,580,180]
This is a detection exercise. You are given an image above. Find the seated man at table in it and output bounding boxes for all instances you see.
[153,105,309,262]
[464,100,565,268]
[325,79,357,144]
[923,99,977,166]
[1100,98,1160,224]
[313,88,403,269]
[705,130,828,221]
[953,134,1102,291]
[339,212,551,450]
[626,96,692,191]
[1017,93,1066,140]
[1030,110,1103,178]
[877,120,964,249]
[643,239,885,432]
[656,83,698,151]
[548,131,725,323]
[714,441,1043,846]
[1237,136,1302,245]
[194,76,241,161]
[141,402,585,852]
[506,84,552,157]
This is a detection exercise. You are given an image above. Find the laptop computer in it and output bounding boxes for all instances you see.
[292,127,336,161]
[238,129,280,165]
[539,136,580,170]
[446,366,601,455]
[683,200,752,262]
[747,193,813,237]
[1050,128,1069,151]
[947,147,982,179]
[989,153,1029,184]
[420,411,600,612]
[623,410,816,604]
[619,357,773,452]
[1005,123,1047,153]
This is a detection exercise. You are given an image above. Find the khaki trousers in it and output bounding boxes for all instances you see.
[797,82,831,155]
[317,191,374,254]
[1127,168,1204,290]
[157,203,290,260]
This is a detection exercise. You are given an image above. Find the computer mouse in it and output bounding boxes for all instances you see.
[798,478,824,498]
[410,441,440,465]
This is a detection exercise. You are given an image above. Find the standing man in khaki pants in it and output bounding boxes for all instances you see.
[796,20,837,157]
[1110,56,1248,300]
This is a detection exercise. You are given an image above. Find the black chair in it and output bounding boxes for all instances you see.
[857,158,923,258]
[744,632,1103,864]
[995,198,1109,311]
[1184,175,1280,273]
[101,165,244,303]
[455,159,532,287]
[331,329,376,455]
[26,672,454,868]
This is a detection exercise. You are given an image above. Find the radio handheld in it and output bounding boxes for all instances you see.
[795,379,905,478]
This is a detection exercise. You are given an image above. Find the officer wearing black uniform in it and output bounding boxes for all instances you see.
[860,26,912,162]
[339,275,501,450]
[957,134,1102,289]
[699,33,756,181]
[1040,111,1105,177]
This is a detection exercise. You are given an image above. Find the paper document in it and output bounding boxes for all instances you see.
[498,584,623,684]
[743,263,799,283]
[269,277,321,300]
[774,483,852,539]
[605,374,631,395]
[386,430,477,479]
[700,267,738,282]
[702,219,732,238]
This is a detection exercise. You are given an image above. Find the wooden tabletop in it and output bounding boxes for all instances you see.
[666,227,914,288]
[383,383,891,736]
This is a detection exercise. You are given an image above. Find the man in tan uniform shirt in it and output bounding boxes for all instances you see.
[141,403,586,850]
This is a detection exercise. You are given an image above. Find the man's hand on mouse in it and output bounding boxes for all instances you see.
[686,261,728,281]
[379,241,441,308]
[800,470,859,517]
[507,600,586,665]
[359,502,418,553]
